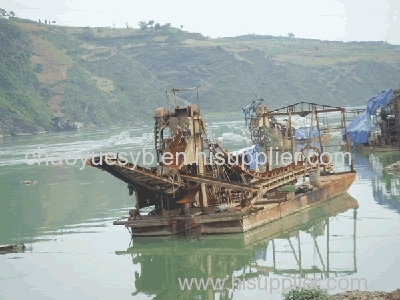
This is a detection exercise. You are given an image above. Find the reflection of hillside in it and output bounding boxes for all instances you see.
[116,193,358,300]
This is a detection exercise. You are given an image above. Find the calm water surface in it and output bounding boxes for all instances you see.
[1,117,400,300]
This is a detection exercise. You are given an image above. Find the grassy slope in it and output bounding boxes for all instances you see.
[0,18,52,134]
[1,17,400,134]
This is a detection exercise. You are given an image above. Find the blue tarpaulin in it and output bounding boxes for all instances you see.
[295,126,321,140]
[344,89,394,145]
[366,89,394,115]
[345,111,372,144]
[243,145,264,170]
[232,145,264,170]
[241,99,264,115]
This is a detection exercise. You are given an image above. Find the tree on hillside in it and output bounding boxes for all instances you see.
[162,22,171,33]
[288,32,295,38]
[125,22,130,29]
[154,23,161,31]
[9,11,15,17]
[39,19,41,24]
[138,21,147,30]
[148,20,154,28]
[81,27,94,41]
[0,8,8,17]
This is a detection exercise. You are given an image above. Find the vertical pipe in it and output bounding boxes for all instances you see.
[297,233,302,276]
[272,240,276,271]
[353,208,357,272]
[289,110,295,163]
[314,105,324,154]
[326,218,330,278]
[288,238,303,277]
[166,90,170,110]
[342,110,353,171]
[193,111,208,208]
[312,236,326,274]
[207,255,214,300]
[196,87,199,107]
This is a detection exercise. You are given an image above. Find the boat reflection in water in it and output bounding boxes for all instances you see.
[116,193,358,300]
[369,153,400,212]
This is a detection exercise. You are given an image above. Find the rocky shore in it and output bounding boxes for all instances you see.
[332,289,400,300]
[0,112,46,137]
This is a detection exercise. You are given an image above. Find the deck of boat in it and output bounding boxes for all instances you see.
[115,171,356,236]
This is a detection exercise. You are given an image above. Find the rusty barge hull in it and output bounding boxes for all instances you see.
[116,192,358,254]
[114,171,356,236]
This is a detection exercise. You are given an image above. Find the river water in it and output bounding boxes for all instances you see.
[1,116,400,300]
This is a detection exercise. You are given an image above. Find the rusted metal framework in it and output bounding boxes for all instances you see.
[87,89,356,236]
[266,102,345,116]
[241,98,270,145]
[376,94,400,146]
[243,100,353,170]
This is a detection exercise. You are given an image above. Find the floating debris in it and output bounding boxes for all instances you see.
[20,180,37,185]
[0,243,26,254]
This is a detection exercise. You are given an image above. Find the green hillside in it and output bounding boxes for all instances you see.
[1,16,400,135]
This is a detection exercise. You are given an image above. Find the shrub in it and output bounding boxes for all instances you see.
[282,286,330,300]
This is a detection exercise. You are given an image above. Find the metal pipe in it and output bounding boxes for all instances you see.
[342,110,353,171]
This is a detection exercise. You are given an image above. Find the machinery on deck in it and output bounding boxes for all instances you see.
[87,88,356,236]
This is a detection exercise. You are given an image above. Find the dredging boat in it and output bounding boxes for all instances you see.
[87,88,356,236]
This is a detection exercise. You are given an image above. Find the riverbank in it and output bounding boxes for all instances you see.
[332,289,400,299]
